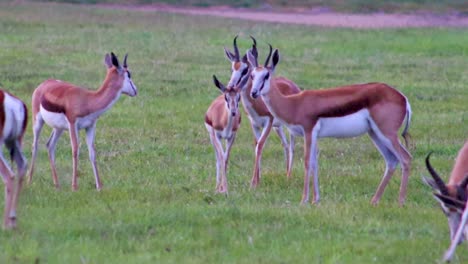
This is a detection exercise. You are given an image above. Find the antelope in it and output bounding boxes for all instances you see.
[424,142,468,262]
[205,74,247,193]
[224,36,301,188]
[27,52,137,191]
[247,43,412,205]
[0,90,27,229]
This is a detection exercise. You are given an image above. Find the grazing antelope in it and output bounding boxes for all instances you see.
[424,143,468,262]
[28,52,137,191]
[0,90,27,229]
[247,44,412,205]
[205,74,247,193]
[224,36,301,188]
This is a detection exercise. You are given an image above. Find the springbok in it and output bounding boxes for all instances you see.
[0,89,27,229]
[424,143,468,262]
[224,36,301,187]
[247,43,412,205]
[205,74,247,193]
[28,52,137,191]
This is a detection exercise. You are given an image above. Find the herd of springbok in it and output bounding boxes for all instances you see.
[0,37,465,260]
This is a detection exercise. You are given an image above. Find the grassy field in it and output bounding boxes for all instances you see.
[0,1,468,263]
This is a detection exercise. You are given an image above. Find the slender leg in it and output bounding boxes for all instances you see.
[28,115,44,184]
[301,131,313,204]
[213,134,226,193]
[0,152,14,229]
[310,130,320,204]
[206,124,225,193]
[273,125,290,178]
[396,142,412,205]
[444,202,468,262]
[223,133,237,193]
[287,133,295,179]
[46,129,64,188]
[68,121,80,191]
[85,123,101,190]
[9,141,27,228]
[368,131,399,205]
[251,119,272,188]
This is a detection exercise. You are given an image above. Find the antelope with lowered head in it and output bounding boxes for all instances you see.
[28,52,137,191]
[205,74,247,193]
[0,89,27,229]
[224,36,300,188]
[424,142,468,262]
[247,43,412,205]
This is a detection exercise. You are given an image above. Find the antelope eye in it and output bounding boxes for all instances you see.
[224,94,228,102]
[127,70,132,78]
[241,68,248,76]
[264,72,270,80]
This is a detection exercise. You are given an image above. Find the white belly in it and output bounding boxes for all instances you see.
[40,106,69,129]
[317,109,370,138]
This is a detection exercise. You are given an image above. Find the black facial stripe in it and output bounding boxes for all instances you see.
[259,80,265,92]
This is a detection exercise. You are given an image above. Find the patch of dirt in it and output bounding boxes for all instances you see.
[101,4,468,28]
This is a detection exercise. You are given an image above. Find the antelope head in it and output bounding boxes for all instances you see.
[213,74,246,117]
[104,52,138,97]
[423,152,468,243]
[224,35,250,90]
[247,40,278,99]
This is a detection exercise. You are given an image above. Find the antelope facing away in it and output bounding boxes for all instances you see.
[0,90,27,229]
[205,74,247,193]
[424,143,468,262]
[28,52,137,191]
[247,43,412,205]
[224,36,301,188]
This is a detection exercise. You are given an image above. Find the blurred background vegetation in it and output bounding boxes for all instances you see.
[27,0,468,14]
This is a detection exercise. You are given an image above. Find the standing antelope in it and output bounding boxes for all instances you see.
[205,74,247,193]
[28,52,137,191]
[0,90,27,229]
[224,36,301,188]
[424,143,468,262]
[247,43,412,205]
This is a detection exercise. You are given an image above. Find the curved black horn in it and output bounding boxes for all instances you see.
[249,36,258,62]
[249,35,257,47]
[264,43,273,67]
[425,152,449,195]
[123,53,128,68]
[233,35,240,61]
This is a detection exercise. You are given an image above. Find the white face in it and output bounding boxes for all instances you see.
[447,211,465,243]
[250,67,271,99]
[228,61,249,90]
[224,89,241,117]
[122,70,137,97]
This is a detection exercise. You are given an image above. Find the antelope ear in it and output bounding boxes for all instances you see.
[422,176,439,191]
[104,53,113,68]
[271,49,280,72]
[247,50,257,68]
[434,192,466,211]
[212,75,225,92]
[110,52,120,69]
[224,47,235,62]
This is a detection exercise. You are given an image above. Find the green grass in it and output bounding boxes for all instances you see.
[0,1,468,263]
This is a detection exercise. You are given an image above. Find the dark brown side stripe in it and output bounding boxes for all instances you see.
[41,96,66,114]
